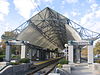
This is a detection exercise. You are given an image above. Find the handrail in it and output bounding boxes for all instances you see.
[0,65,9,72]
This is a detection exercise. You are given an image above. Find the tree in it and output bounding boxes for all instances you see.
[81,47,88,57]
[1,31,20,56]
[1,31,16,41]
[81,40,100,56]
[94,41,100,55]
[0,42,5,55]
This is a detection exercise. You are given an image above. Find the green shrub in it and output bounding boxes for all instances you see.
[0,50,5,55]
[0,55,5,62]
[57,64,62,68]
[59,58,68,64]
[19,58,30,63]
[10,62,20,65]
[12,55,20,59]
[95,60,100,63]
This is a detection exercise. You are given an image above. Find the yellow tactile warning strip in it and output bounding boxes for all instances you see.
[35,57,61,65]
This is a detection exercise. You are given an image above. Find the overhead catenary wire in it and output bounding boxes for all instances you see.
[31,0,41,12]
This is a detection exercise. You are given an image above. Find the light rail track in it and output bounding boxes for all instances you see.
[26,57,63,75]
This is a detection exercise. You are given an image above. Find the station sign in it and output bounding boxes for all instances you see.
[68,40,93,45]
[5,40,29,45]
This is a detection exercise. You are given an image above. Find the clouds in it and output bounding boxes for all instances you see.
[65,0,78,3]
[0,0,10,21]
[80,2,100,25]
[13,0,55,19]
[0,14,4,21]
[0,0,10,38]
[80,7,100,32]
[87,0,95,3]
[80,12,94,25]
[0,0,10,15]
[90,3,98,11]
[63,12,69,18]
[44,0,53,3]
[31,10,39,17]
[95,10,100,18]
[13,0,37,19]
[71,11,80,17]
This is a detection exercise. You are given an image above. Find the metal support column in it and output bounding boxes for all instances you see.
[48,52,50,59]
[21,45,26,59]
[50,52,52,58]
[76,48,81,63]
[29,49,33,61]
[46,52,50,59]
[88,45,93,64]
[5,45,11,62]
[68,45,74,64]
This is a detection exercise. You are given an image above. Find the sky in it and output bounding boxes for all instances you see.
[0,0,100,41]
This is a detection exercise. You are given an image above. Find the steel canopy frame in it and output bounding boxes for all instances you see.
[11,7,100,49]
[68,19,100,41]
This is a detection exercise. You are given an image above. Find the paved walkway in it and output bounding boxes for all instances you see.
[71,64,95,75]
